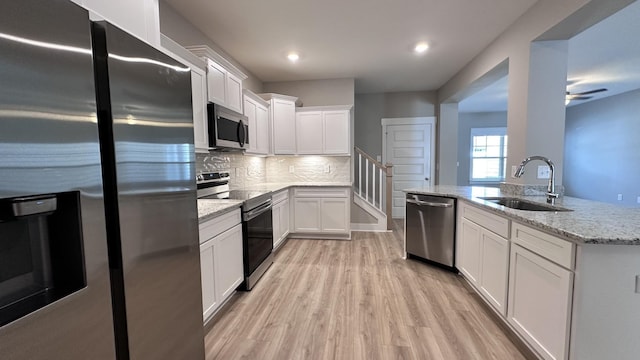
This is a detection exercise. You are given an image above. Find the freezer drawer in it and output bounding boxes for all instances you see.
[405,193,456,268]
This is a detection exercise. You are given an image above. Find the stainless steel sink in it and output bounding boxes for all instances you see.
[477,197,572,212]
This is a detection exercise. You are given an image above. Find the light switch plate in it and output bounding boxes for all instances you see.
[636,275,640,294]
[511,165,518,178]
[537,165,550,179]
[324,165,330,173]
[289,165,295,173]
[618,194,623,201]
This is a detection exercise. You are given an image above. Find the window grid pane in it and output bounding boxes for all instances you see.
[470,130,507,182]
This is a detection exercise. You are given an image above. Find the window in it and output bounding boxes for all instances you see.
[470,127,507,182]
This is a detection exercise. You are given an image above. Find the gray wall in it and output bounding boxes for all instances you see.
[354,91,437,159]
[158,1,263,93]
[437,0,632,188]
[564,89,640,207]
[263,78,354,106]
[457,111,508,186]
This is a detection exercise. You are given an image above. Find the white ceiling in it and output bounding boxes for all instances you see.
[459,0,640,113]
[163,0,538,94]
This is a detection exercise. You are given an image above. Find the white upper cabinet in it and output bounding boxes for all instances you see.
[322,110,350,154]
[295,111,323,154]
[206,60,226,106]
[243,90,270,155]
[259,93,298,155]
[74,0,160,46]
[188,46,247,114]
[295,106,352,155]
[160,35,209,152]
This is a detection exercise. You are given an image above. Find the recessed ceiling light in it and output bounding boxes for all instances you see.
[287,53,299,62]
[414,42,429,54]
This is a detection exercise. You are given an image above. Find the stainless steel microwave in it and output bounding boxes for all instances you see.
[207,103,248,150]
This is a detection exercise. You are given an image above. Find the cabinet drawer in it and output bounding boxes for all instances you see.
[460,202,510,238]
[199,209,241,243]
[511,222,575,269]
[294,187,349,198]
[272,189,289,204]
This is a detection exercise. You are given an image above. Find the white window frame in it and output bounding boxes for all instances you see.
[469,127,508,183]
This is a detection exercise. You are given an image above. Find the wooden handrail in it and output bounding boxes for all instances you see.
[354,146,385,169]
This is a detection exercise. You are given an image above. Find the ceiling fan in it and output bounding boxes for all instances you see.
[565,88,607,101]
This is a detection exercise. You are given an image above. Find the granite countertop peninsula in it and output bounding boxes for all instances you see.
[404,185,640,245]
[197,181,352,222]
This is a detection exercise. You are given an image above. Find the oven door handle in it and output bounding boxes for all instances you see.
[243,200,272,221]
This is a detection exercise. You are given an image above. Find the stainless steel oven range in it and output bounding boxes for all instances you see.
[197,172,274,290]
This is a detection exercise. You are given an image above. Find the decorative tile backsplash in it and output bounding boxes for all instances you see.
[196,153,351,188]
[500,182,565,197]
[265,156,351,183]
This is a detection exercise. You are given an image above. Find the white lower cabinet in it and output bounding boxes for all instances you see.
[456,200,576,360]
[478,230,510,315]
[457,216,509,315]
[508,244,573,360]
[198,210,243,322]
[272,189,290,250]
[292,187,350,238]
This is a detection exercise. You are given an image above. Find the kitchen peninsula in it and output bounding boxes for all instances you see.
[404,185,640,360]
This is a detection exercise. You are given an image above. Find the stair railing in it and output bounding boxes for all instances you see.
[354,147,393,230]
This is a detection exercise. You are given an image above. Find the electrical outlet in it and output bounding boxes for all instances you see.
[537,165,550,179]
[637,196,640,204]
[324,165,330,173]
[511,165,518,178]
[636,275,640,294]
[235,168,241,177]
[376,155,382,162]
[617,194,623,201]
[288,165,295,173]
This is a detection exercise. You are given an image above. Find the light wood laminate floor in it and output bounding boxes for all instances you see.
[204,220,532,360]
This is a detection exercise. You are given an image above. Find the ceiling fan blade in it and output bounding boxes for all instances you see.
[568,95,593,100]
[572,88,607,96]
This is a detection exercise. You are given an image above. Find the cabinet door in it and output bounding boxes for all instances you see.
[295,111,323,154]
[207,60,226,105]
[479,230,510,316]
[293,198,321,232]
[458,218,482,286]
[272,202,283,248]
[81,0,158,45]
[321,198,349,233]
[508,244,573,360]
[272,100,296,154]
[214,224,244,302]
[281,198,290,238]
[323,110,350,154]
[225,72,243,113]
[256,104,270,154]
[191,67,209,151]
[243,97,258,153]
[199,239,217,320]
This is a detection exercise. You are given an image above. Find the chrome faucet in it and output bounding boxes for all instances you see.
[514,155,559,204]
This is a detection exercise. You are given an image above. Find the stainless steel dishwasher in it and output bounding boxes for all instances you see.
[405,193,456,269]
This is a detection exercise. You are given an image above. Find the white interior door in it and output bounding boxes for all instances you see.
[384,117,435,218]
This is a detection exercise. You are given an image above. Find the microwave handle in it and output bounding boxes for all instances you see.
[238,119,246,147]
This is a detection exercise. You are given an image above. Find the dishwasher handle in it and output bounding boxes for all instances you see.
[406,198,453,208]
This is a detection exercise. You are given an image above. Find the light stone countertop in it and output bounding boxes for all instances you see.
[404,185,640,245]
[197,182,352,222]
[197,199,243,223]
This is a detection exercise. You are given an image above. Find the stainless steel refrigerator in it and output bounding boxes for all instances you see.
[0,1,205,359]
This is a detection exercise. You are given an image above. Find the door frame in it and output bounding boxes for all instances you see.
[381,117,437,218]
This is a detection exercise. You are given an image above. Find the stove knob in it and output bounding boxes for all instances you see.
[196,174,204,182]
